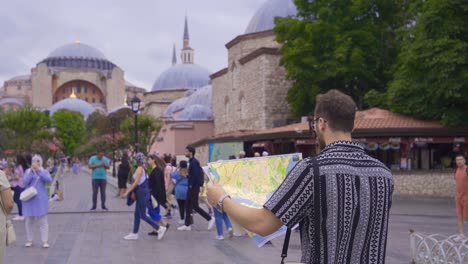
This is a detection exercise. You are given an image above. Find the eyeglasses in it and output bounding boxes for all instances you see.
[308,116,326,139]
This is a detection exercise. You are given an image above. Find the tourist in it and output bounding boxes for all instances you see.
[10,155,28,221]
[71,157,80,176]
[207,90,394,263]
[117,153,131,198]
[123,153,166,241]
[254,152,260,157]
[147,154,170,235]
[213,207,233,240]
[171,160,189,225]
[163,155,176,219]
[23,154,52,248]
[238,151,246,159]
[262,151,269,156]
[0,167,14,262]
[454,155,468,242]
[178,146,214,231]
[88,150,110,211]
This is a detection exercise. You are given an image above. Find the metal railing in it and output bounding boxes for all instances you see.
[409,230,468,263]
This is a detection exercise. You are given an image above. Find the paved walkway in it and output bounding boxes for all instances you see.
[5,170,460,264]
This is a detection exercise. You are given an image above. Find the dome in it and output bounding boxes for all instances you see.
[40,42,116,71]
[184,85,212,109]
[0,98,25,107]
[49,98,95,119]
[245,0,298,34]
[152,64,211,91]
[163,97,189,117]
[8,75,30,81]
[176,104,213,121]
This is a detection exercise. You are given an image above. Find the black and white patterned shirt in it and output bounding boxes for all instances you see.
[265,141,393,264]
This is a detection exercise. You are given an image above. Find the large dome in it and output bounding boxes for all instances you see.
[40,42,116,71]
[49,98,95,119]
[245,0,298,34]
[152,64,211,92]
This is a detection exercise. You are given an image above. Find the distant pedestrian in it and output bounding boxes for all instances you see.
[23,154,52,248]
[88,151,110,211]
[117,154,131,198]
[454,155,468,242]
[71,157,80,175]
[177,146,215,231]
[171,160,189,225]
[213,208,233,240]
[0,167,14,262]
[163,155,176,219]
[238,151,246,159]
[123,153,166,241]
[10,154,28,221]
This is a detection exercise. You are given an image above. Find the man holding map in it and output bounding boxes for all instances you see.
[207,90,394,264]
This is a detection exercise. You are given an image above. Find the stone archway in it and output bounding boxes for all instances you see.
[54,80,105,105]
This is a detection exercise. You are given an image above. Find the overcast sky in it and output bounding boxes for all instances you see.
[0,0,266,90]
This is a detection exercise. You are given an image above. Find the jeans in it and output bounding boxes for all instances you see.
[12,186,24,216]
[92,179,107,209]
[133,180,160,233]
[214,208,232,236]
[185,186,211,226]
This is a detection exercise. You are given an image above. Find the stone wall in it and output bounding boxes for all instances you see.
[31,64,53,108]
[227,32,280,68]
[144,90,187,118]
[393,171,455,198]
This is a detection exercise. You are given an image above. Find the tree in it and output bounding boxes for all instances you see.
[385,0,468,126]
[275,0,409,115]
[120,114,161,154]
[52,110,86,156]
[0,105,50,153]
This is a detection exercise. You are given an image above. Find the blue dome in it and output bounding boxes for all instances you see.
[176,104,213,121]
[245,0,298,34]
[185,85,212,109]
[163,97,189,117]
[0,98,25,107]
[40,42,116,71]
[49,98,95,119]
[152,64,211,91]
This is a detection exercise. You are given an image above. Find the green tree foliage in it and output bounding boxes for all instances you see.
[275,0,408,115]
[52,110,86,156]
[120,114,161,154]
[386,0,468,126]
[0,105,50,153]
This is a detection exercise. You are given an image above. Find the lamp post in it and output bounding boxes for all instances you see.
[129,96,141,153]
[110,117,116,178]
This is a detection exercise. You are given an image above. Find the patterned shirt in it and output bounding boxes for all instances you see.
[265,141,393,264]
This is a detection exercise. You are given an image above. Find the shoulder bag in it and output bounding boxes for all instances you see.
[20,174,40,201]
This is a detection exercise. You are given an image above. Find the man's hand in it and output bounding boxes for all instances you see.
[207,182,227,207]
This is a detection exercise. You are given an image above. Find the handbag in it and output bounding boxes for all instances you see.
[20,175,40,201]
[151,195,158,208]
[0,200,16,246]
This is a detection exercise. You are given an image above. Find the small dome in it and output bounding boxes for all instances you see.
[176,104,213,121]
[163,97,189,117]
[184,85,212,109]
[108,105,130,114]
[0,98,25,107]
[49,98,95,119]
[152,64,211,91]
[245,0,297,34]
[40,42,116,71]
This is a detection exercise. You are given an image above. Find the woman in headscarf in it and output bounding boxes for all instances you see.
[123,152,167,241]
[22,154,52,248]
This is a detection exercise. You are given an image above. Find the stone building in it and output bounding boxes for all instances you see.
[211,0,297,135]
[144,17,211,119]
[0,40,145,113]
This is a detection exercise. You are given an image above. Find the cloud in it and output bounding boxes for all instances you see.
[0,0,266,89]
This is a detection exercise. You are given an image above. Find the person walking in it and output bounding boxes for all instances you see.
[171,160,189,225]
[71,157,80,176]
[0,167,14,263]
[22,155,52,248]
[10,155,27,221]
[88,151,110,211]
[178,146,214,231]
[123,153,167,241]
[146,155,170,235]
[163,155,176,219]
[117,154,131,198]
[208,90,394,264]
[454,155,468,242]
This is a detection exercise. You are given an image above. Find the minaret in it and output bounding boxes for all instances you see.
[181,16,194,64]
[172,44,177,66]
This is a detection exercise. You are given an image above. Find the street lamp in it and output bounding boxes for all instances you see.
[128,96,141,153]
[110,116,117,178]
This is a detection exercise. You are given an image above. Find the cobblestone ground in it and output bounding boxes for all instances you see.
[5,170,459,264]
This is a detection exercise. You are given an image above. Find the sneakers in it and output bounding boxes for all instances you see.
[178,220,185,225]
[124,233,139,240]
[90,207,97,212]
[207,218,215,230]
[215,235,224,240]
[12,215,25,221]
[102,207,109,211]
[158,226,167,240]
[163,211,172,219]
[25,241,33,247]
[454,234,466,242]
[228,228,234,238]
[177,225,191,231]
[43,242,50,248]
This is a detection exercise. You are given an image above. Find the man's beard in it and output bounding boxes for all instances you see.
[317,133,326,151]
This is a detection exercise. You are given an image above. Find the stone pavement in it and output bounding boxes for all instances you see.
[5,170,460,264]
